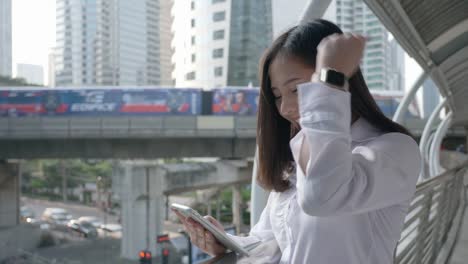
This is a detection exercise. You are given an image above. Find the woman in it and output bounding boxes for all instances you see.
[174,19,421,263]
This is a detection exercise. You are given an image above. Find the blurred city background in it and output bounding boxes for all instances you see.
[0,0,467,264]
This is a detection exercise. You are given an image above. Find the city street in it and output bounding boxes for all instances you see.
[19,197,186,263]
[21,196,119,225]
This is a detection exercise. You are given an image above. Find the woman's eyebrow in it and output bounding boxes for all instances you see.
[282,77,301,87]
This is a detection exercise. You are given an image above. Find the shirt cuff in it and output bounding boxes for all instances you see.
[297,82,351,134]
[227,233,261,248]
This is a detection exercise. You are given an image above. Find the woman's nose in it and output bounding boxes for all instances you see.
[281,101,297,118]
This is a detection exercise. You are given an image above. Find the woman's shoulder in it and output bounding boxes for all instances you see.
[369,132,419,154]
[357,132,421,173]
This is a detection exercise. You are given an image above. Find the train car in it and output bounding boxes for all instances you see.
[0,87,202,117]
[0,86,420,118]
[211,87,259,116]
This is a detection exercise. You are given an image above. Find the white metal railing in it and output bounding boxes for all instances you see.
[394,160,468,264]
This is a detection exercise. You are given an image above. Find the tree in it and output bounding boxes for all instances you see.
[0,75,39,86]
[22,159,113,201]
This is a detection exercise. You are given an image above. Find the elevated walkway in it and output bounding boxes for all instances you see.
[393,152,467,264]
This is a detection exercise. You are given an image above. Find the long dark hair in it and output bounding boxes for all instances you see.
[257,19,413,192]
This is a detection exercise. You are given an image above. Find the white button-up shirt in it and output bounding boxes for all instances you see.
[231,82,421,263]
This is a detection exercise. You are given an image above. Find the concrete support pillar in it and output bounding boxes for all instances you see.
[232,184,242,234]
[216,190,221,221]
[117,162,165,260]
[0,162,19,228]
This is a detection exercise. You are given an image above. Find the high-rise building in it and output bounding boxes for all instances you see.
[172,0,272,89]
[55,0,98,86]
[159,0,174,86]
[0,0,12,77]
[16,64,44,85]
[389,38,405,92]
[48,50,56,87]
[323,0,405,91]
[55,0,173,86]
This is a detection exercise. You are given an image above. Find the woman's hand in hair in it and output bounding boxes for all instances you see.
[173,209,227,257]
[315,33,366,78]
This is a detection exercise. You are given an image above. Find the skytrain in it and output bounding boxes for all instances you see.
[0,86,419,118]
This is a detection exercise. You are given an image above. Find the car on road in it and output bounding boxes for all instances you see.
[67,219,98,238]
[42,208,72,225]
[98,223,122,239]
[77,216,102,228]
[20,206,35,222]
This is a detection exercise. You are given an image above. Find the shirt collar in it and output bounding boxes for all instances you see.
[351,117,383,142]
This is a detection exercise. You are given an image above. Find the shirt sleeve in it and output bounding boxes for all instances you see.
[290,82,421,217]
[227,192,276,246]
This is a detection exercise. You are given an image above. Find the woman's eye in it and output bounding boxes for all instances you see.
[274,95,282,100]
[292,89,298,93]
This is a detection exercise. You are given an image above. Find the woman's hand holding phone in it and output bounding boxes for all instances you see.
[173,209,227,257]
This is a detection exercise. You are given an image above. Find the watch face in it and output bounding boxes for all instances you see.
[327,70,345,86]
[321,68,346,87]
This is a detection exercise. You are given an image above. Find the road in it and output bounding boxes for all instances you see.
[21,197,119,224]
[31,238,184,264]
[18,197,186,263]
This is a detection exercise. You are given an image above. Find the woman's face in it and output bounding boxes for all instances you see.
[269,55,315,131]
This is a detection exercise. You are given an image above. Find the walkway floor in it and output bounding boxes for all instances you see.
[450,207,468,264]
[449,169,468,264]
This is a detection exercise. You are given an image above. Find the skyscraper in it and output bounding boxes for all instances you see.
[0,0,12,77]
[48,50,55,87]
[55,0,98,86]
[171,0,272,89]
[159,0,174,86]
[324,0,405,91]
[55,0,173,86]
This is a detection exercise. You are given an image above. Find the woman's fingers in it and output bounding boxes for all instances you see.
[204,215,224,231]
[205,230,226,256]
[172,209,187,225]
[190,219,226,256]
[173,210,200,247]
[173,211,227,256]
[184,218,207,251]
[196,224,206,249]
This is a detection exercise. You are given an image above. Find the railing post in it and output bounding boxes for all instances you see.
[415,190,433,262]
[431,181,447,261]
[394,161,468,264]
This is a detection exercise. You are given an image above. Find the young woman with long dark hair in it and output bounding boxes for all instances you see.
[174,19,421,264]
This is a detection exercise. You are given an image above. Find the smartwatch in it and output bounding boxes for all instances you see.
[319,68,347,88]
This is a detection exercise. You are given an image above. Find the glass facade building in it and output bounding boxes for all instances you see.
[55,0,98,86]
[55,0,172,86]
[326,0,405,91]
[0,0,12,77]
[172,0,272,89]
[227,0,272,87]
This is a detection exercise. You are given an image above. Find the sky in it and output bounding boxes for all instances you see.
[12,0,422,90]
[12,0,56,85]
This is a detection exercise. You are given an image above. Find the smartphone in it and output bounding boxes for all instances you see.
[171,203,251,257]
